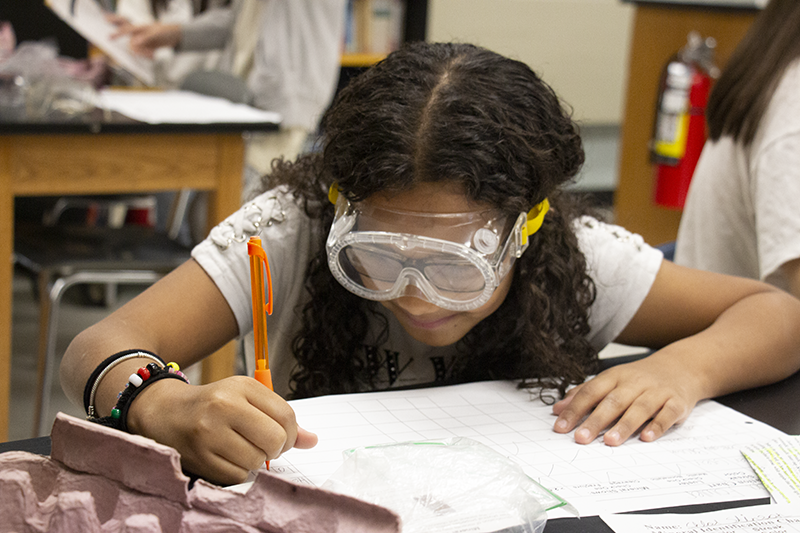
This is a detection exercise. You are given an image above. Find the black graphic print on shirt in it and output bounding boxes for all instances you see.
[362,344,452,388]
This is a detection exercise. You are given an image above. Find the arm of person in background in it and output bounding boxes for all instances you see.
[755,132,800,302]
[553,260,800,445]
[781,257,800,299]
[108,6,235,58]
[60,259,318,486]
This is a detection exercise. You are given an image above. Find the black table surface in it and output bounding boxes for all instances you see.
[3,358,798,532]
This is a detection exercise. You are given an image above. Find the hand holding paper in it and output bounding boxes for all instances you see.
[109,22,182,59]
[46,0,156,85]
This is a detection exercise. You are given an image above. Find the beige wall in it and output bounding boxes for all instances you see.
[428,0,634,125]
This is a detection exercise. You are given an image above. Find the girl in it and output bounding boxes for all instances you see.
[61,42,800,486]
[676,0,800,299]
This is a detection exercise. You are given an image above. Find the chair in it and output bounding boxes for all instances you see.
[14,191,193,437]
[656,240,676,262]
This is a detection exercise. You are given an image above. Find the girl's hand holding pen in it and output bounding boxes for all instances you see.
[551,354,702,447]
[125,375,318,486]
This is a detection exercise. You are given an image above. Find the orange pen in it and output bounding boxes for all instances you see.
[247,236,274,390]
[248,236,273,470]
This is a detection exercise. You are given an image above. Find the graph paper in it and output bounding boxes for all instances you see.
[263,381,783,517]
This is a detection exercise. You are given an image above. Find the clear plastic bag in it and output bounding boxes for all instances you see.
[0,41,98,120]
[321,437,556,533]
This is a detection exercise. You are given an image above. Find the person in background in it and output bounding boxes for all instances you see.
[675,0,800,298]
[111,0,228,88]
[60,42,800,486]
[111,0,347,199]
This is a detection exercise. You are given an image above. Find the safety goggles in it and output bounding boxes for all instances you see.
[326,185,549,311]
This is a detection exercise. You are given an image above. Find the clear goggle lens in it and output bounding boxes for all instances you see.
[326,186,548,311]
[341,242,487,296]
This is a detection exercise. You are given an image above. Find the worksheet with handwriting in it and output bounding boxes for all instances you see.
[264,381,783,517]
[601,504,800,532]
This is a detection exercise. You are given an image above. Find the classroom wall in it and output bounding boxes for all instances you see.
[427,0,635,125]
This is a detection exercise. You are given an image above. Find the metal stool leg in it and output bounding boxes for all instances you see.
[33,270,165,437]
[32,271,53,438]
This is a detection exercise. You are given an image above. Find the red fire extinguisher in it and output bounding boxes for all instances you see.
[651,32,719,210]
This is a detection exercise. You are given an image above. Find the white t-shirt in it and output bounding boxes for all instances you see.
[192,188,663,397]
[675,59,800,292]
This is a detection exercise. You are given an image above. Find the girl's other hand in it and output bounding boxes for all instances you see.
[554,261,800,447]
[551,354,702,446]
[126,375,318,485]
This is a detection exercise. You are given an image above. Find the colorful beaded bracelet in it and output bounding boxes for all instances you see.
[84,349,166,418]
[92,361,190,432]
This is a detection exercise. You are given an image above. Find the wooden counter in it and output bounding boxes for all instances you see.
[1,110,279,441]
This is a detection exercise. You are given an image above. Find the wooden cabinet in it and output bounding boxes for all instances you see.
[614,3,757,246]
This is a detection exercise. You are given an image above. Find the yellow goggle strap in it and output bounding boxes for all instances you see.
[522,198,550,246]
[328,182,340,205]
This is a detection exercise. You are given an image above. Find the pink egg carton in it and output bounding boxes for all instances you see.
[0,413,400,532]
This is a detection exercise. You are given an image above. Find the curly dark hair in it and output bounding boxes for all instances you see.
[261,42,598,400]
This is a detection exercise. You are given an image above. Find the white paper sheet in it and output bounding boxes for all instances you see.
[600,504,800,532]
[742,436,800,505]
[597,342,649,360]
[98,89,281,124]
[259,381,784,518]
[46,0,156,85]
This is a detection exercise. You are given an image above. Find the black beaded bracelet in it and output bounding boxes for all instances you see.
[83,349,166,416]
[92,362,190,432]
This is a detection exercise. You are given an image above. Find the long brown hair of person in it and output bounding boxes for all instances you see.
[261,42,598,401]
[707,0,800,144]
